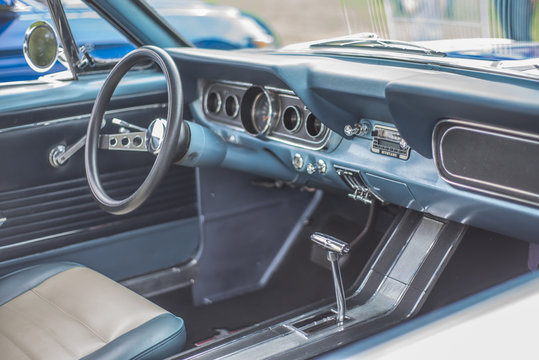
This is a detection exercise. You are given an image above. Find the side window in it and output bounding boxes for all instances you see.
[0,0,134,84]
[61,0,134,60]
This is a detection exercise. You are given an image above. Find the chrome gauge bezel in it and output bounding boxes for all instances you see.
[203,85,223,115]
[282,105,302,133]
[201,80,333,150]
[305,113,326,139]
[224,94,240,118]
[240,85,279,137]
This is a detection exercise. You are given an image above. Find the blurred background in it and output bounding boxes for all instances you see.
[209,0,539,45]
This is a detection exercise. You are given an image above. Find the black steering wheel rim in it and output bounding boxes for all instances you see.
[85,46,184,215]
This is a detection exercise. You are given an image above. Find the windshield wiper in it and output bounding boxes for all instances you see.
[311,35,446,57]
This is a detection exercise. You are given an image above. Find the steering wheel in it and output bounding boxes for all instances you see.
[85,46,188,215]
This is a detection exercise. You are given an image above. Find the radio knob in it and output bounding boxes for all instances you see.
[399,138,408,149]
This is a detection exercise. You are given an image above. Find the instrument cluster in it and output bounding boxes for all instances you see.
[202,81,331,150]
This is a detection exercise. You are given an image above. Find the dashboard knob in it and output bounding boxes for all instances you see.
[306,160,327,175]
[293,153,304,170]
[317,159,327,174]
[344,124,358,137]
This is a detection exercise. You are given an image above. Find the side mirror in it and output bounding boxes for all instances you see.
[23,21,59,73]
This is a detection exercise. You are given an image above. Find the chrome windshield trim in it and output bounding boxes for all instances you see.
[284,48,539,81]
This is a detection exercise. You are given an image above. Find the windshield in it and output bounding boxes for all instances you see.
[210,0,537,46]
[207,0,538,76]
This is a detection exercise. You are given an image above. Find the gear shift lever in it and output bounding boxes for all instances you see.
[310,232,350,324]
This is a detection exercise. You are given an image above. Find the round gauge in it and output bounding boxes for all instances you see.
[306,113,325,138]
[240,86,278,136]
[251,92,271,133]
[224,95,239,118]
[205,90,222,114]
[282,106,302,132]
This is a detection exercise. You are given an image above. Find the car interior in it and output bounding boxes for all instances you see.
[0,0,537,359]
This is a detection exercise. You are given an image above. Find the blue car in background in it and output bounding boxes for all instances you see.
[0,0,276,82]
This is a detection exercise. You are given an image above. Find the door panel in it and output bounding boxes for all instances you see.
[0,71,199,278]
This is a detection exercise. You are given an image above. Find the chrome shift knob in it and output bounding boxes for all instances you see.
[310,232,349,325]
[311,232,350,255]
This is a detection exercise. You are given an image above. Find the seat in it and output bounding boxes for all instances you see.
[0,262,186,360]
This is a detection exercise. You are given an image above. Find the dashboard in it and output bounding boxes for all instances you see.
[4,46,534,244]
[165,47,539,243]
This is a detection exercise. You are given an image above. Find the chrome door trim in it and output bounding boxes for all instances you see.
[0,103,166,134]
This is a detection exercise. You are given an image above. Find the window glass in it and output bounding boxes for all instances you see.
[61,0,134,60]
[208,0,538,45]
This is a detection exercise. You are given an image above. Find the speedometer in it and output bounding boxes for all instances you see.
[240,86,278,136]
[251,92,271,133]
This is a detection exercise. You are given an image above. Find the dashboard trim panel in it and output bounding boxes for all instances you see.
[433,119,539,207]
[201,80,332,151]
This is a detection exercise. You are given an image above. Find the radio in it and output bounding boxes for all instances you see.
[371,125,410,160]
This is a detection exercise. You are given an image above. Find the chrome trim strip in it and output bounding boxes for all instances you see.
[305,48,539,81]
[436,119,539,140]
[219,79,252,88]
[207,116,332,151]
[265,85,295,95]
[218,80,296,96]
[267,132,331,151]
[0,103,166,134]
[277,93,301,100]
[433,119,539,206]
[0,230,81,250]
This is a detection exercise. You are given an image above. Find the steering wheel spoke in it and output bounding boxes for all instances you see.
[99,132,148,152]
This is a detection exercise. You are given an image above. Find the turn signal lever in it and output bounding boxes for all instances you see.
[310,232,350,325]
